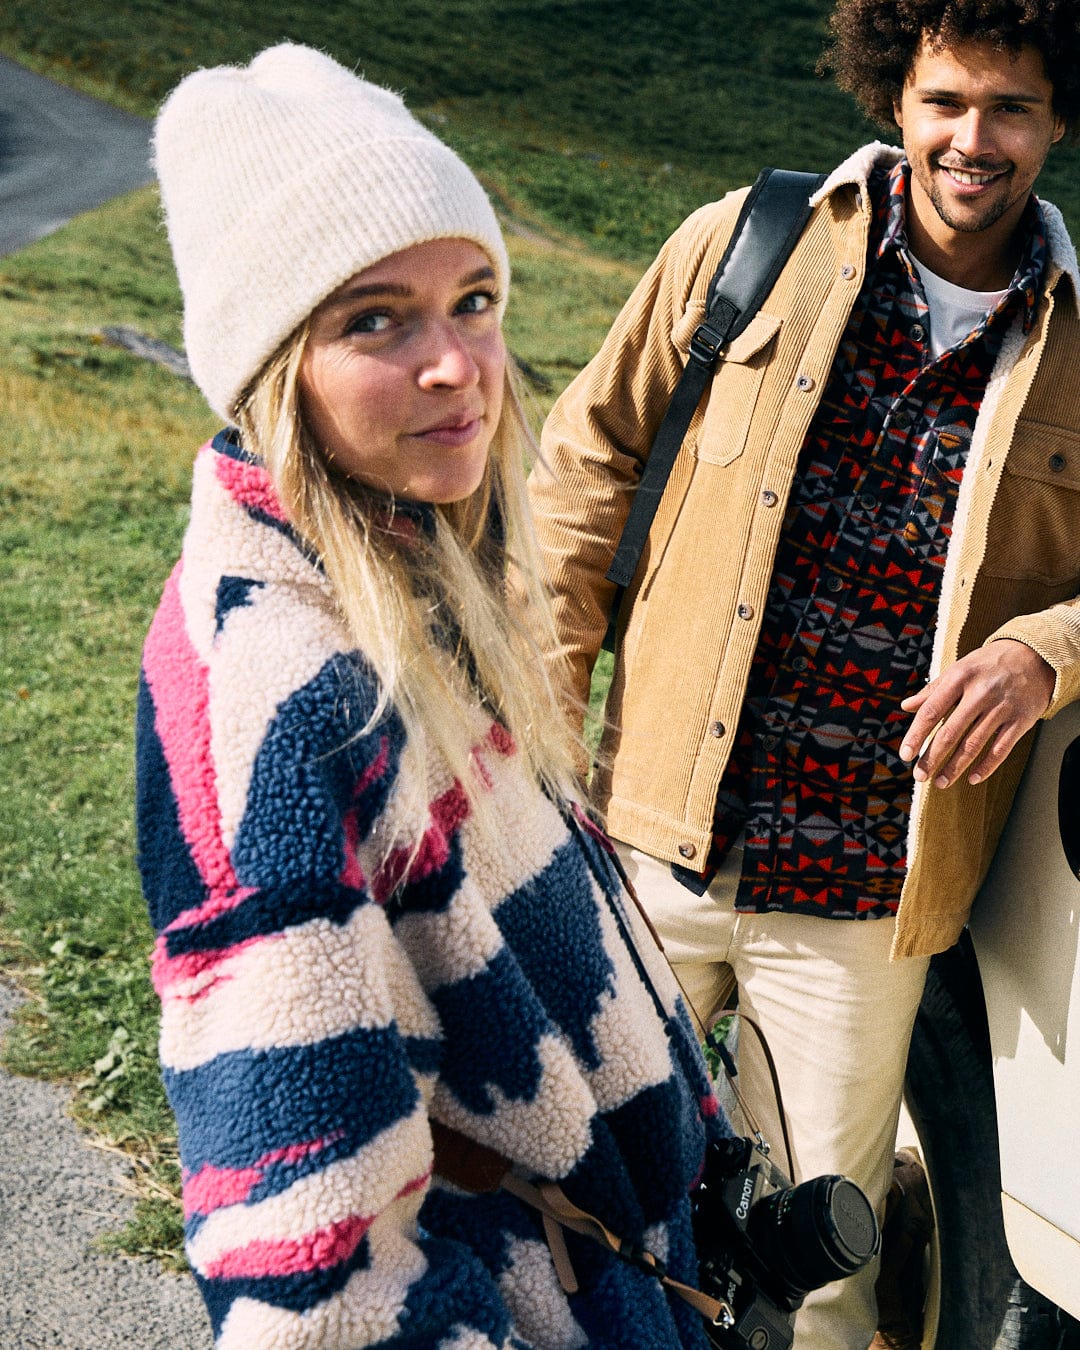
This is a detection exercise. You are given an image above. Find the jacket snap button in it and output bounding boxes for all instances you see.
[796,374,815,392]
[761,489,779,508]
[1050,453,1067,472]
[737,603,754,620]
[840,264,856,280]
[678,843,696,859]
[791,655,809,672]
[709,721,726,738]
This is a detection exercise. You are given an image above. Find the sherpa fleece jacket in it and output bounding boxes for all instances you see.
[135,432,724,1350]
[530,141,1080,959]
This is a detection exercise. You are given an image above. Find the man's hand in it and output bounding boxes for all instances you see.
[899,640,1055,789]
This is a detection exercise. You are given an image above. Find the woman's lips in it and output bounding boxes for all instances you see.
[410,416,483,447]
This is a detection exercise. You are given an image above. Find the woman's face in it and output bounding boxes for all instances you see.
[299,238,506,503]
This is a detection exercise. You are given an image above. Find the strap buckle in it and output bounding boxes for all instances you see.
[688,319,730,369]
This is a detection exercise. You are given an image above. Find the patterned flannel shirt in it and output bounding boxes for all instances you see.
[696,159,1045,917]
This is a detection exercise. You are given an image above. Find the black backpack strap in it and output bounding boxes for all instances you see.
[603,168,826,603]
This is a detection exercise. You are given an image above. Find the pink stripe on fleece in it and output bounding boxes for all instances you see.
[185,1164,264,1216]
[339,811,366,891]
[372,779,471,903]
[151,931,278,999]
[204,1213,370,1279]
[485,720,516,757]
[214,447,288,523]
[183,1132,347,1217]
[354,736,389,798]
[143,566,240,899]
[202,1170,431,1279]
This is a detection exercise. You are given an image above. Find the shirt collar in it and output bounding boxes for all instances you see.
[874,160,1046,333]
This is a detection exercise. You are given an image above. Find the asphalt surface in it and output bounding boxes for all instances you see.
[0,980,210,1348]
[0,55,153,257]
[1,55,208,1348]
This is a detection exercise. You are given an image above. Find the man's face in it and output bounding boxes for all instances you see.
[893,36,1064,249]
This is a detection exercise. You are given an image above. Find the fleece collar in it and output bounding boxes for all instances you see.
[809,140,1080,309]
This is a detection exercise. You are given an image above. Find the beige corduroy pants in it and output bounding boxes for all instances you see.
[614,840,931,1350]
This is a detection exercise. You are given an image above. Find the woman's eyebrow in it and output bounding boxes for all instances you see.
[327,265,497,309]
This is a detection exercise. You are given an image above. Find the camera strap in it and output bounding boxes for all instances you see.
[703,1008,796,1182]
[430,1117,737,1331]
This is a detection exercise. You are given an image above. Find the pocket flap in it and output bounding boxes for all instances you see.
[1005,420,1080,489]
[670,305,782,364]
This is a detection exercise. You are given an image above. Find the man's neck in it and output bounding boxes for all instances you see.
[905,185,1027,291]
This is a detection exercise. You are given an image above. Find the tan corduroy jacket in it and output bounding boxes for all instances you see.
[530,143,1080,959]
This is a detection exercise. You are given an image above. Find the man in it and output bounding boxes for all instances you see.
[528,2,1080,1346]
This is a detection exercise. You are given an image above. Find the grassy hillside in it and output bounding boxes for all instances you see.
[3,0,1080,1266]
[5,0,1078,256]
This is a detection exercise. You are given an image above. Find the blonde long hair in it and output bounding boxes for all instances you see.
[235,323,582,850]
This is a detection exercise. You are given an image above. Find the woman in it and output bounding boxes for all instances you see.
[136,43,726,1349]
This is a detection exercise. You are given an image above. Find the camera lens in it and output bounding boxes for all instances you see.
[747,1174,879,1303]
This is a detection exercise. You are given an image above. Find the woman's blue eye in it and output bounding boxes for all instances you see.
[458,290,499,315]
[349,312,392,334]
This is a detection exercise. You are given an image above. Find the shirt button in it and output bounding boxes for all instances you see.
[911,323,926,342]
[678,843,696,859]
[1050,452,1067,472]
[825,574,843,592]
[791,655,809,672]
[709,721,726,738]
[737,603,754,620]
[840,263,857,280]
[761,734,779,751]
[796,374,815,392]
[761,489,779,508]
[859,493,878,511]
[892,409,912,429]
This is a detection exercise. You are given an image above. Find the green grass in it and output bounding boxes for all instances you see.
[5,0,1080,1269]
[6,0,1079,259]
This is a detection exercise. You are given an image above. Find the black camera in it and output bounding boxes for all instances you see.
[691,1135,880,1350]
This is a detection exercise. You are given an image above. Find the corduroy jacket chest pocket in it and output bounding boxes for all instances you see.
[671,304,784,468]
[983,418,1080,586]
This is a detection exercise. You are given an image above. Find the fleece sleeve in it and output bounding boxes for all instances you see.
[135,635,533,1350]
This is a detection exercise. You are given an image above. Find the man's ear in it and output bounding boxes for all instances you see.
[893,98,904,130]
[1052,114,1066,145]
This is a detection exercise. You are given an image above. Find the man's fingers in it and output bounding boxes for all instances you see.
[913,704,1006,787]
[899,684,960,764]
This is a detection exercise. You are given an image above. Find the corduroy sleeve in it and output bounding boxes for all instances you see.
[528,196,746,731]
[986,596,1080,717]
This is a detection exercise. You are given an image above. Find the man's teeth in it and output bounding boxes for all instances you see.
[944,167,999,184]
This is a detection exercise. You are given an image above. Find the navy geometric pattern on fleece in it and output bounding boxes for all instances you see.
[136,438,728,1348]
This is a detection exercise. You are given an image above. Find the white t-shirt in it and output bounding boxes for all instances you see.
[909,254,1008,360]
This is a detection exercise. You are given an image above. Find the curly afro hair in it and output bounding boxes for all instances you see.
[822,0,1080,128]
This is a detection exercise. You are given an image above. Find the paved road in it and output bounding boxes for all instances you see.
[0,54,208,1347]
[0,980,210,1348]
[0,54,152,257]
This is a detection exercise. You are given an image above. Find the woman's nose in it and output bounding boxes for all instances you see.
[417,323,480,389]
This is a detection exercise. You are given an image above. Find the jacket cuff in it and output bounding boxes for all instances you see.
[985,598,1080,718]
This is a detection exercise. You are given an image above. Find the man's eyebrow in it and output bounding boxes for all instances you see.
[917,84,1046,104]
[326,265,497,308]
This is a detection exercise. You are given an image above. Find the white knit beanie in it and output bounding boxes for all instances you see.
[153,43,510,422]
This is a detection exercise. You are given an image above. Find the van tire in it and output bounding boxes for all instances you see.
[903,939,1080,1348]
